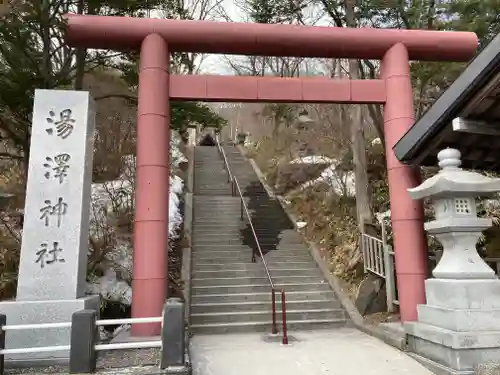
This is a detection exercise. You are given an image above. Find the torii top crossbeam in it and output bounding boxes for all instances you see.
[65,14,477,61]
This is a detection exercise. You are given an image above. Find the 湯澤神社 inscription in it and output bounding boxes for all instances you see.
[36,241,66,268]
[16,90,95,301]
[45,109,76,139]
[44,153,71,184]
[39,197,68,229]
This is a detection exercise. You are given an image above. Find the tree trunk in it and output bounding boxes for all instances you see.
[73,0,86,90]
[345,0,373,233]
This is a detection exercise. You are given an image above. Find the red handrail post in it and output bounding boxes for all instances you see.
[271,289,278,335]
[281,290,288,345]
[240,199,243,220]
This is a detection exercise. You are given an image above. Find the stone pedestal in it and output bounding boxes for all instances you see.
[406,279,500,372]
[0,297,99,365]
[404,148,500,374]
[0,90,99,365]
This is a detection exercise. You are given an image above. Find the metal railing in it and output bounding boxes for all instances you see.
[0,299,186,373]
[361,225,500,313]
[215,137,288,345]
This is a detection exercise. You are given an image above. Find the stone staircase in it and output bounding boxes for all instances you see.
[190,144,348,334]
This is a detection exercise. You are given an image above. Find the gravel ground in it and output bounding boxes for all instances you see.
[4,348,161,374]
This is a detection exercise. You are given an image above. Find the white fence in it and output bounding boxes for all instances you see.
[360,217,398,312]
[0,316,162,356]
[0,298,187,374]
[360,226,397,312]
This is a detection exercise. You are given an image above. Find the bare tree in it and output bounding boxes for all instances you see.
[160,0,225,74]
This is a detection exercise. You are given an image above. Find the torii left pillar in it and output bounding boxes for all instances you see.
[132,33,170,336]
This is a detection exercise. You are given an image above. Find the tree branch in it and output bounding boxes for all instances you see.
[94,94,138,103]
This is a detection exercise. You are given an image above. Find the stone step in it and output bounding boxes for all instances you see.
[190,299,341,314]
[193,218,293,225]
[190,290,335,304]
[192,228,297,234]
[194,204,282,209]
[194,213,289,219]
[192,232,302,239]
[194,210,288,216]
[192,236,303,244]
[194,191,232,195]
[193,261,316,271]
[190,318,346,334]
[194,171,227,174]
[191,275,324,287]
[192,229,293,236]
[193,178,230,181]
[193,218,291,224]
[193,230,297,236]
[192,223,294,230]
[192,282,330,295]
[194,195,271,200]
[192,268,322,279]
[194,207,276,212]
[194,191,233,195]
[192,246,308,254]
[194,183,232,187]
[194,184,231,187]
[194,189,232,192]
[192,254,313,264]
[193,172,227,175]
[192,249,309,257]
[193,238,303,245]
[190,308,344,325]
[193,206,286,212]
[194,169,227,173]
[194,190,233,194]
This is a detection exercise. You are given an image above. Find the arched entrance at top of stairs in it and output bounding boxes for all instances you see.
[198,133,216,146]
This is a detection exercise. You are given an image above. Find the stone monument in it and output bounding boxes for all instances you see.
[0,90,99,364]
[405,148,500,374]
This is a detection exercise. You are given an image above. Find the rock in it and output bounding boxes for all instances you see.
[476,363,500,375]
[355,273,387,315]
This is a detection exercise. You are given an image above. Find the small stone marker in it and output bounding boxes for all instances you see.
[0,90,99,364]
[16,90,95,300]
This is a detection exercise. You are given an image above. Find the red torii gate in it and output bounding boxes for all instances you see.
[64,14,478,336]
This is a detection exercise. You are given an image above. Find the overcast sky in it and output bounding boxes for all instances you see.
[150,0,333,75]
[150,0,246,74]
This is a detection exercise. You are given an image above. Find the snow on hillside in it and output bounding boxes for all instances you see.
[87,131,186,307]
[288,155,355,197]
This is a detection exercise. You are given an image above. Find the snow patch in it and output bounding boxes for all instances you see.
[290,156,335,165]
[296,221,307,229]
[288,157,356,197]
[87,131,185,306]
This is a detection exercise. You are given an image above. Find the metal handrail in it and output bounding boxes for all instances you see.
[214,137,288,345]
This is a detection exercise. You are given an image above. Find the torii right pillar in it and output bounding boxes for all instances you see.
[382,43,428,322]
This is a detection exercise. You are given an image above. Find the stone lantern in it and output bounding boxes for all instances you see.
[404,148,500,373]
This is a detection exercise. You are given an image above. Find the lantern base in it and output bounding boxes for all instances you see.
[405,278,500,372]
[406,322,500,373]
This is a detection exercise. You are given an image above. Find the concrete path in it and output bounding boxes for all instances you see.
[190,328,433,375]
